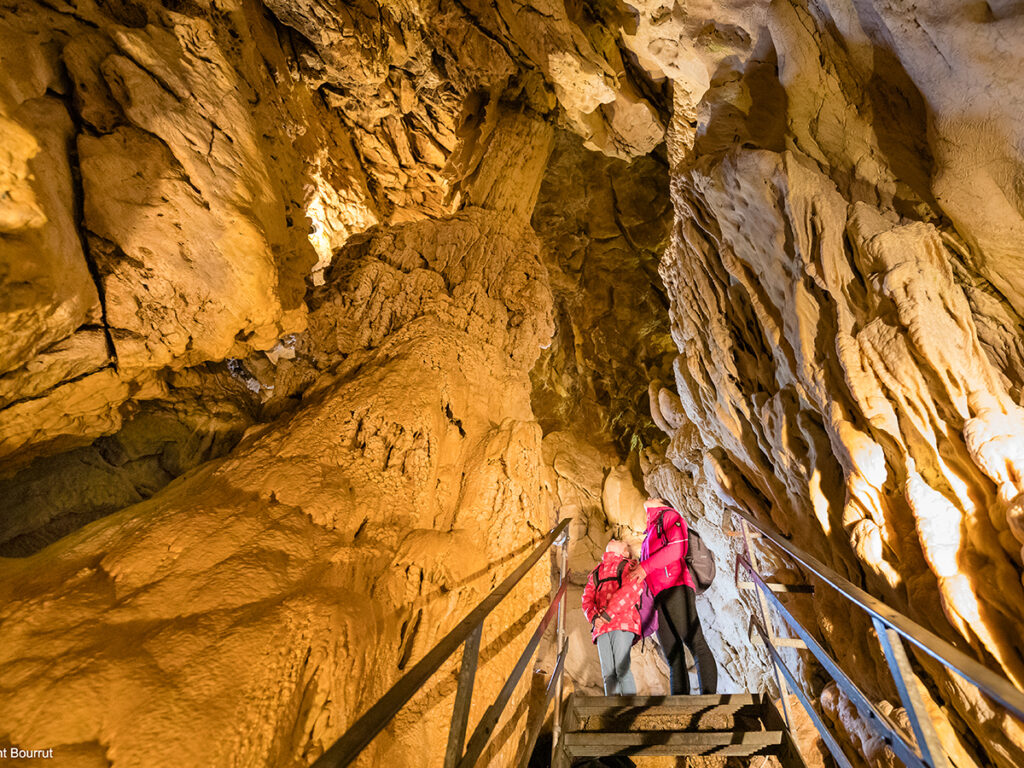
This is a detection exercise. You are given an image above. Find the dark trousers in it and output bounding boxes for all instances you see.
[654,585,718,695]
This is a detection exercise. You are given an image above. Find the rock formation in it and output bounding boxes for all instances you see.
[1,99,559,767]
[2,0,1024,766]
[639,3,1024,767]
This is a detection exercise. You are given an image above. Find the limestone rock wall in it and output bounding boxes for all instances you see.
[0,0,377,480]
[3,0,1024,765]
[2,0,571,757]
[637,2,1024,767]
[0,193,559,765]
[0,0,667,524]
[530,131,675,454]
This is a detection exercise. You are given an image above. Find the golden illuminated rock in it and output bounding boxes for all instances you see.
[1,0,1023,766]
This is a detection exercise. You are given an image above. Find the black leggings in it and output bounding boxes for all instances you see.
[654,585,718,695]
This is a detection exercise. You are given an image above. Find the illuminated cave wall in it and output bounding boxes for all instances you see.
[2,0,1024,766]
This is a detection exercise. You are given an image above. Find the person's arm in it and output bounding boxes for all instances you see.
[581,571,599,623]
[640,512,688,575]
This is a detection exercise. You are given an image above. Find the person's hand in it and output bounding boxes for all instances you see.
[594,616,609,630]
[626,563,647,584]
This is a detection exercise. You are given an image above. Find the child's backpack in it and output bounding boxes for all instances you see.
[589,559,628,594]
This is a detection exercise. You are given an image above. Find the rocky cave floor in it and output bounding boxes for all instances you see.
[3,0,1024,767]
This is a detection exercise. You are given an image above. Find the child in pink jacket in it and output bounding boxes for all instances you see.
[581,539,644,695]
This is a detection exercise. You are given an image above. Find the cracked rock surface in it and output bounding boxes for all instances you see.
[639,3,1024,767]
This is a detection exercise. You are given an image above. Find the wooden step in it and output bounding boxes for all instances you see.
[571,694,764,733]
[571,694,760,712]
[563,729,785,758]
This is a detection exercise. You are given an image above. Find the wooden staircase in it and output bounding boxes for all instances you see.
[555,693,809,767]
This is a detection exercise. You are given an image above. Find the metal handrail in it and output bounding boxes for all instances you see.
[742,556,931,768]
[313,518,571,768]
[750,616,854,768]
[732,507,1024,722]
[457,579,567,768]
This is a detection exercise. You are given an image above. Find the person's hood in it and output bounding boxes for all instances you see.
[645,504,674,528]
[602,550,626,566]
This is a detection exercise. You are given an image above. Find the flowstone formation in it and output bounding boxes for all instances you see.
[2,0,568,756]
[1,117,560,768]
[638,3,1024,768]
[2,0,1024,766]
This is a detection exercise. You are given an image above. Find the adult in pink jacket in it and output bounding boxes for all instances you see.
[629,497,718,694]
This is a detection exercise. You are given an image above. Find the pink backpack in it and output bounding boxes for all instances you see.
[644,506,716,594]
[637,583,659,639]
[638,529,659,639]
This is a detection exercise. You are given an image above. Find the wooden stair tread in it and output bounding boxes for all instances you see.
[564,729,785,757]
[555,693,809,767]
[572,694,760,710]
[570,693,766,735]
[565,730,783,744]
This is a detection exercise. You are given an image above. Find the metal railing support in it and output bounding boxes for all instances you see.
[444,624,483,768]
[731,507,1024,723]
[516,639,567,768]
[314,518,571,768]
[874,619,950,768]
[751,619,855,768]
[740,555,928,768]
[551,529,569,765]
[456,580,568,768]
[739,517,793,727]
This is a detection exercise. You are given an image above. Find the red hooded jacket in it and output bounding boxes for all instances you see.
[581,552,644,642]
[640,505,695,594]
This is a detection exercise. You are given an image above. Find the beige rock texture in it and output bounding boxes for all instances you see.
[0,386,255,556]
[530,131,675,453]
[0,25,102,377]
[1,0,570,759]
[0,152,559,768]
[638,3,1024,767]
[0,0,377,475]
[2,0,1024,766]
